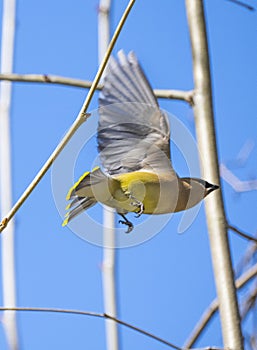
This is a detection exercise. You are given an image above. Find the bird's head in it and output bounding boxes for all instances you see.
[180,177,219,210]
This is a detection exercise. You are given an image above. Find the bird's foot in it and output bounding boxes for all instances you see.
[118,219,134,233]
[134,202,144,218]
[129,195,144,218]
[118,213,134,233]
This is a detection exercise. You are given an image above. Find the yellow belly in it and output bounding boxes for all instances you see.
[108,171,180,214]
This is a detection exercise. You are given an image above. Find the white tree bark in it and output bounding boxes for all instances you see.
[98,1,119,350]
[185,1,244,349]
[0,0,19,348]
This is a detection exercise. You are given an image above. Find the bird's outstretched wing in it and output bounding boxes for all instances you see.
[98,51,174,176]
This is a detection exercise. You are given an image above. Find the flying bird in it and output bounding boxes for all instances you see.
[63,51,219,232]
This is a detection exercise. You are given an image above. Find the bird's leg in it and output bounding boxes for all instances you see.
[118,213,134,233]
[124,190,144,218]
[130,196,144,218]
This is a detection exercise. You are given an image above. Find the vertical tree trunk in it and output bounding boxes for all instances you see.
[185,0,244,348]
[0,0,19,348]
[98,1,119,350]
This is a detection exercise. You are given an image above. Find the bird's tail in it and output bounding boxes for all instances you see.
[62,167,103,226]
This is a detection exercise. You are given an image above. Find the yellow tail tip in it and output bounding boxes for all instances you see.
[65,170,91,200]
[65,203,71,210]
[66,190,72,201]
[62,218,69,227]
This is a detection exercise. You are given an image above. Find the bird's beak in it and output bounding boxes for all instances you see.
[208,184,219,194]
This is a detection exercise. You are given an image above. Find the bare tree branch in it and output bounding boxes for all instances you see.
[185,1,243,348]
[0,73,193,103]
[0,0,136,233]
[235,139,255,167]
[0,73,96,88]
[154,88,194,104]
[226,0,255,11]
[235,242,257,278]
[250,336,257,350]
[241,285,257,320]
[220,163,257,192]
[0,305,227,350]
[184,263,257,348]
[0,306,183,350]
[0,0,19,348]
[98,1,119,350]
[227,224,257,244]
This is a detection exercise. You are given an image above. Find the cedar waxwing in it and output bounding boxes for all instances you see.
[63,51,219,232]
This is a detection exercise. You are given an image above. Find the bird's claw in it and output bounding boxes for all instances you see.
[130,197,144,218]
[134,202,144,218]
[118,219,134,234]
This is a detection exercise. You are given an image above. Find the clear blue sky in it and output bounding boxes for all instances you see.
[0,0,256,349]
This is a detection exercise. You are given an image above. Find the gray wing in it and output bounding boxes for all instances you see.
[98,50,174,175]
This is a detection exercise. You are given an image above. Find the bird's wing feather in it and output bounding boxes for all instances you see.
[98,51,174,176]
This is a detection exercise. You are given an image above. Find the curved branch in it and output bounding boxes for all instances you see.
[227,224,257,244]
[0,306,182,350]
[226,0,255,11]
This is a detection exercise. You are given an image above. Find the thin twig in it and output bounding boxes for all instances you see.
[0,73,193,102]
[194,348,224,350]
[0,73,97,88]
[0,306,182,350]
[235,139,255,167]
[236,263,257,289]
[220,163,257,192]
[104,313,182,350]
[183,262,257,348]
[235,241,257,278]
[250,337,257,350]
[241,285,257,320]
[0,0,136,233]
[227,224,257,244]
[226,0,255,11]
[154,88,194,104]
